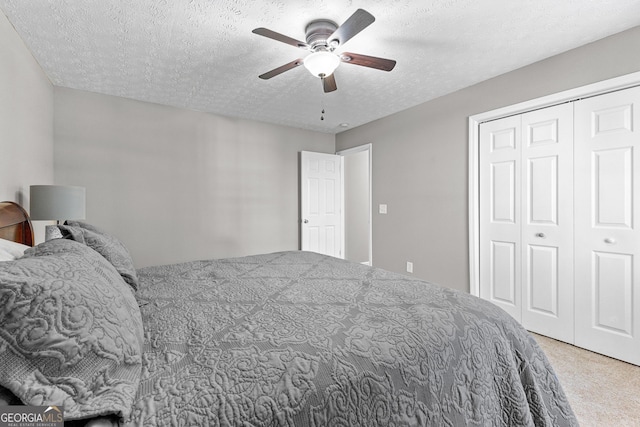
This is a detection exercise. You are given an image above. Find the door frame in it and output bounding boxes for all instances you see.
[468,71,640,297]
[337,143,373,266]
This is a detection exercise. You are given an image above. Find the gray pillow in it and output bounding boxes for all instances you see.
[0,239,143,420]
[58,221,139,292]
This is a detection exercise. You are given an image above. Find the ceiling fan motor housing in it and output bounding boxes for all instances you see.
[305,20,338,51]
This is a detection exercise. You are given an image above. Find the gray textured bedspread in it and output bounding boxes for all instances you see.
[125,251,577,426]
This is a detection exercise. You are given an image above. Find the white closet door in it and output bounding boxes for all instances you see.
[574,86,640,365]
[520,104,574,342]
[479,116,522,321]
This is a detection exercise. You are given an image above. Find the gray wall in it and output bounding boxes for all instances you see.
[0,11,54,242]
[54,88,335,267]
[336,26,640,293]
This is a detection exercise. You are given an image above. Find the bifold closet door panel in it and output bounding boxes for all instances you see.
[520,103,574,343]
[479,115,522,322]
[574,85,640,366]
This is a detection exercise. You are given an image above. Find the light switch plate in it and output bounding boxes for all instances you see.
[379,204,387,214]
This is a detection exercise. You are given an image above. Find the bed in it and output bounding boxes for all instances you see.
[0,201,578,426]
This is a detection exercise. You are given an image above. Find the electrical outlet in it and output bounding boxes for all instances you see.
[406,261,413,273]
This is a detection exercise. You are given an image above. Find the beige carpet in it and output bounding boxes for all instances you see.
[532,333,640,426]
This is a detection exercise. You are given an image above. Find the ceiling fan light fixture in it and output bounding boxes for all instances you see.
[303,51,340,78]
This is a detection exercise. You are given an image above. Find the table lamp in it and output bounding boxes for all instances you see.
[30,185,86,240]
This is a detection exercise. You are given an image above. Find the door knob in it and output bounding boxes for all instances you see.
[604,237,616,244]
[303,219,309,224]
[535,233,545,238]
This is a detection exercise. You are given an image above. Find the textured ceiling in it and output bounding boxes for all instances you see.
[2,0,640,134]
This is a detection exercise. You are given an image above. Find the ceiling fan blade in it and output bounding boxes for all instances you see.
[252,28,308,49]
[258,59,304,80]
[328,9,375,47]
[322,74,337,93]
[340,52,396,71]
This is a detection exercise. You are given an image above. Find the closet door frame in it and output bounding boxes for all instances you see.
[469,70,640,297]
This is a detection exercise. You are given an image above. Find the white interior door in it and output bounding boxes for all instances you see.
[574,86,640,365]
[300,151,343,258]
[479,115,522,321]
[520,103,574,342]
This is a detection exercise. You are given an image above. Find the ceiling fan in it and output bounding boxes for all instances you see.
[253,9,396,93]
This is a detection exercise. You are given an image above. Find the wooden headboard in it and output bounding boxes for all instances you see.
[0,201,34,246]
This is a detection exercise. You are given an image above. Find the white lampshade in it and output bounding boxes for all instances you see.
[30,185,86,221]
[303,51,340,78]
